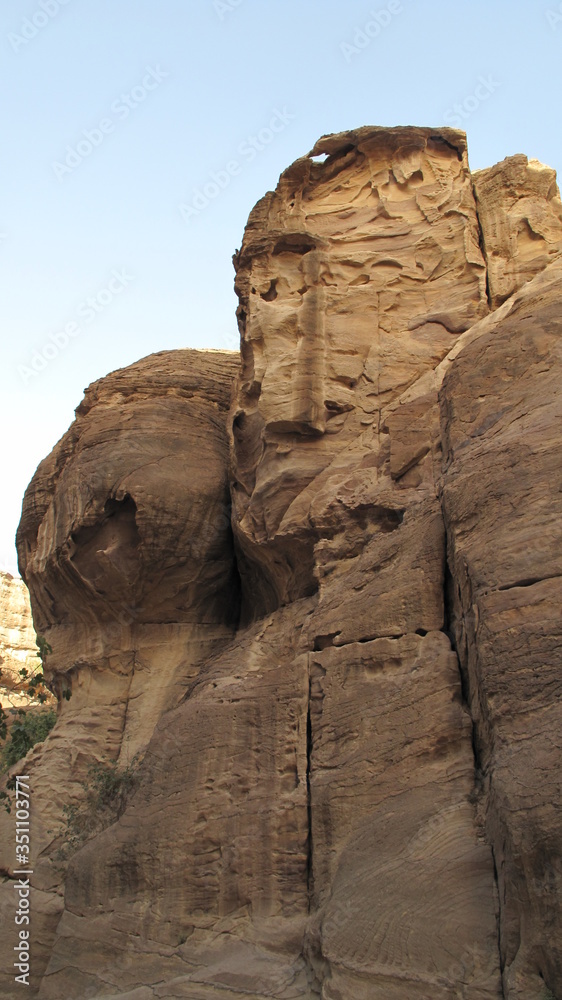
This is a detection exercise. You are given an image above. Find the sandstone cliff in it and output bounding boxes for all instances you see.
[0,571,41,711]
[1,127,560,1000]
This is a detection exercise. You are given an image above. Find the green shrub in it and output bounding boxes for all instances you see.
[86,757,138,812]
[54,755,140,863]
[1,708,57,770]
[0,630,56,760]
[16,634,55,704]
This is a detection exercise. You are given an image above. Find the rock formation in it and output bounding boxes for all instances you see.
[473,154,562,307]
[1,351,240,994]
[440,258,562,996]
[0,126,560,1000]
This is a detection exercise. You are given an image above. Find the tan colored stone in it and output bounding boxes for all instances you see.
[306,633,500,999]
[230,125,488,614]
[35,602,314,1000]
[1,131,561,1000]
[439,257,562,998]
[0,571,41,711]
[0,349,240,997]
[473,154,562,307]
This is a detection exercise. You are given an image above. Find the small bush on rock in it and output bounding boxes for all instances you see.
[1,707,57,770]
[54,755,140,863]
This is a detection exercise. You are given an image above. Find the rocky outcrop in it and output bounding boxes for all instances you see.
[230,126,489,615]
[473,154,562,307]
[1,350,240,996]
[0,571,40,711]
[1,127,560,1000]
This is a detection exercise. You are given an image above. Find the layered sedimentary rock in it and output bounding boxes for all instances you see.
[1,128,560,1000]
[0,571,39,710]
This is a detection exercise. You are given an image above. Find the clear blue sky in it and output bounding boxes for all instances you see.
[1,0,561,576]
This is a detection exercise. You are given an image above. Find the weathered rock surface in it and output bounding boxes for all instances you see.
[439,257,562,998]
[1,127,560,1000]
[231,125,489,615]
[0,571,39,711]
[473,154,562,308]
[1,349,240,996]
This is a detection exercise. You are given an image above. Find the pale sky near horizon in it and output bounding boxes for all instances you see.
[1,0,561,577]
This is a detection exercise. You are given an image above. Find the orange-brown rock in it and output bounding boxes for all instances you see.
[1,128,560,1000]
[473,154,562,307]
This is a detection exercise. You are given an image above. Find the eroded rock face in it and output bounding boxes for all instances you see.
[16,350,240,759]
[0,350,239,997]
[36,601,315,1000]
[18,350,240,634]
[2,128,561,1000]
[230,126,489,615]
[473,154,562,307]
[439,257,562,998]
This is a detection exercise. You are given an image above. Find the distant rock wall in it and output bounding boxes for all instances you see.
[1,128,560,1000]
[0,571,39,711]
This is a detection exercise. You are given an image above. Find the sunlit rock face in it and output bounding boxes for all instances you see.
[230,126,489,615]
[0,571,45,712]
[473,154,562,307]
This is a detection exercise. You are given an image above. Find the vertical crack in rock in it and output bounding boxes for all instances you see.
[491,845,507,1000]
[441,499,506,997]
[119,650,136,751]
[303,652,326,998]
[442,530,482,773]
[305,654,313,913]
[472,179,493,311]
